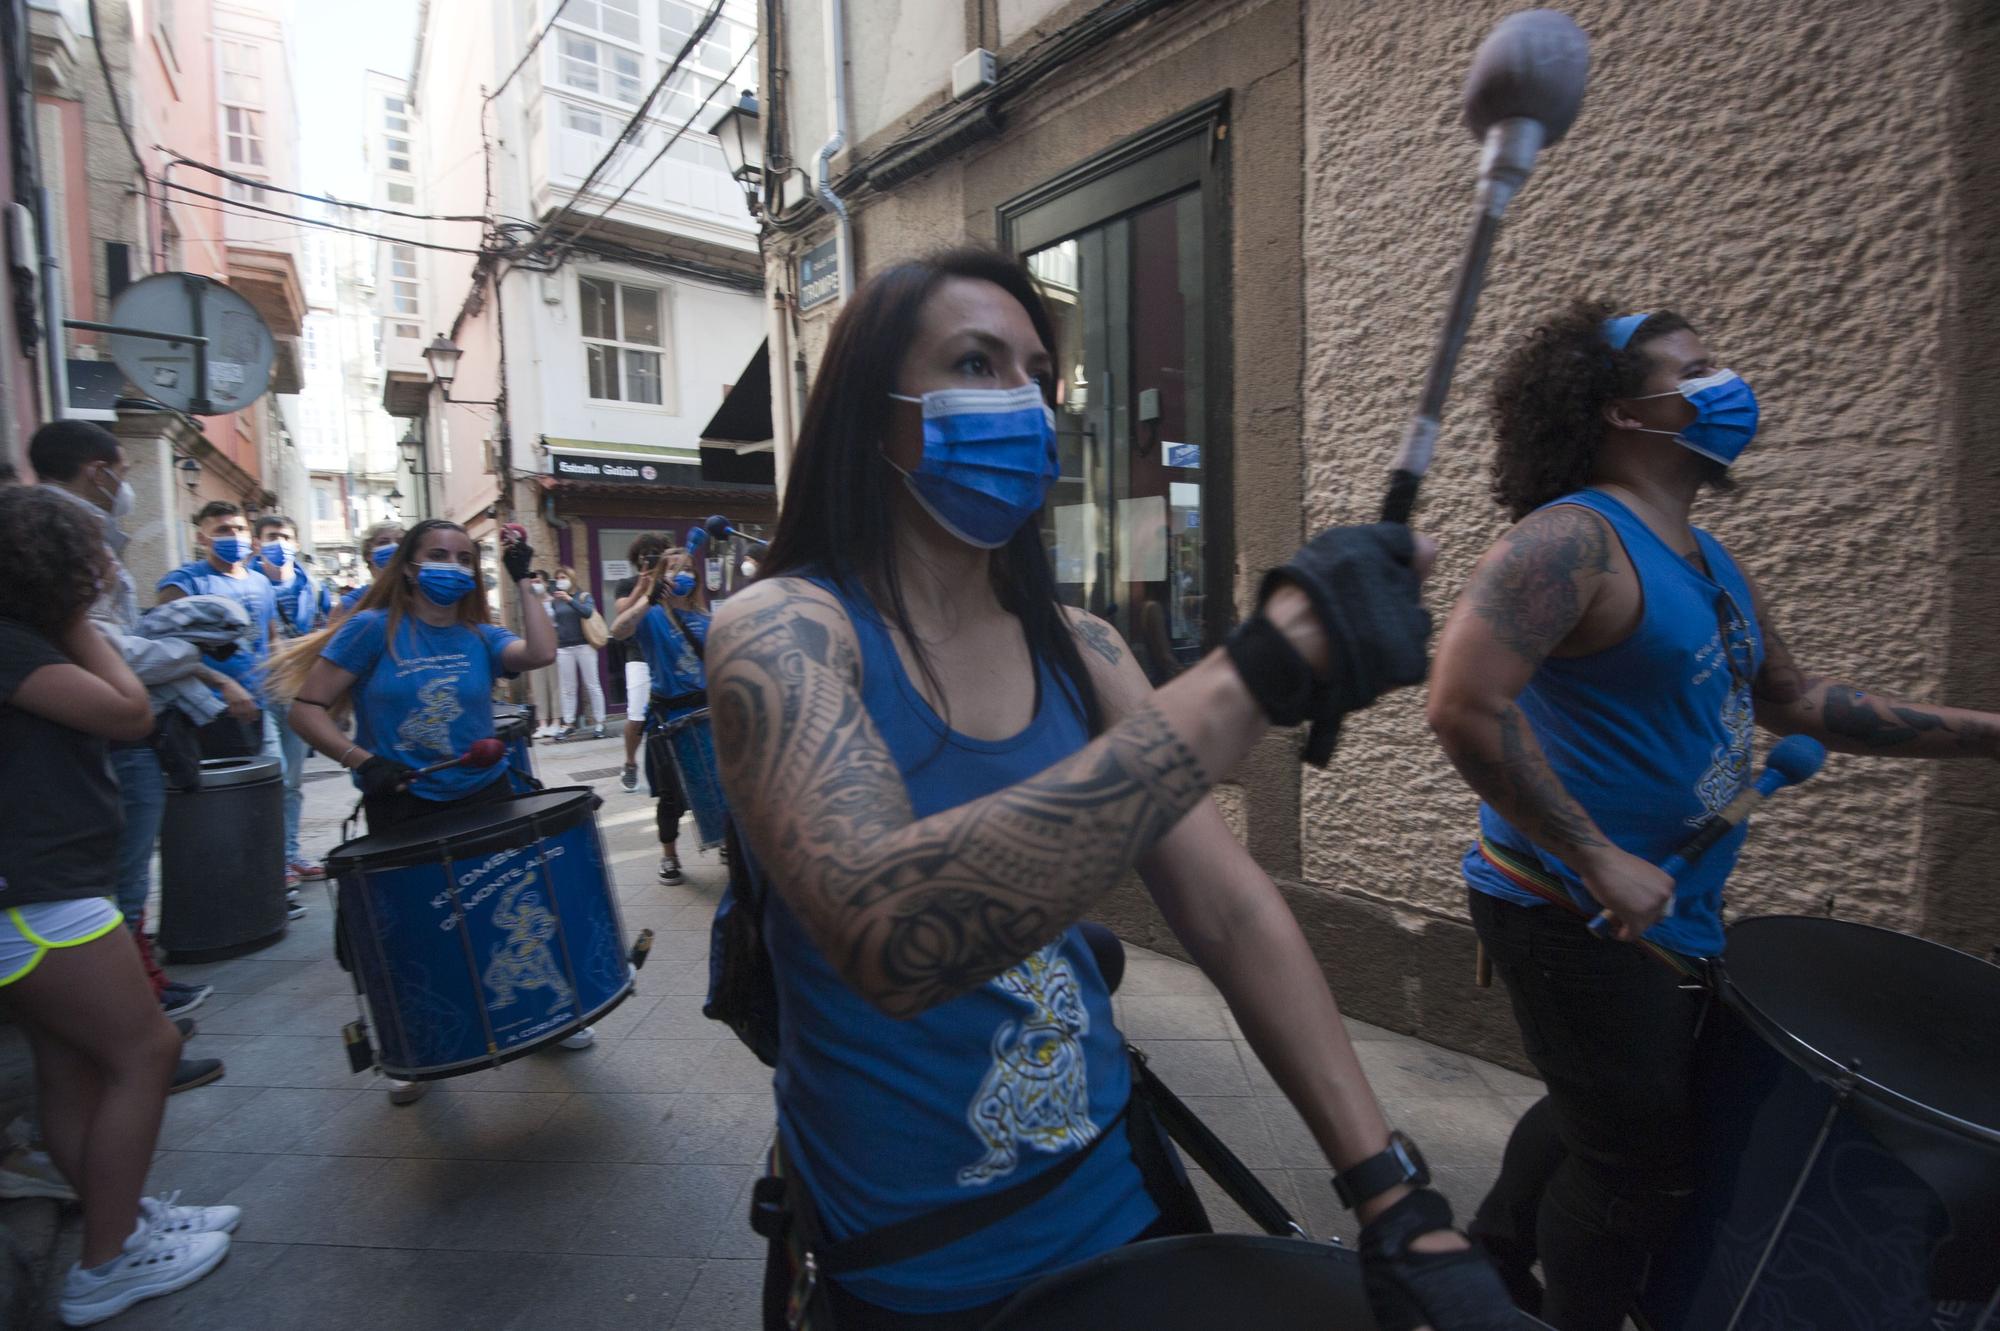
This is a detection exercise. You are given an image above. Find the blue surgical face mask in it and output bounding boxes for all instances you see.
[414,562,476,606]
[261,541,291,568]
[669,571,695,597]
[885,383,1058,549]
[210,535,250,566]
[369,543,398,569]
[1632,369,1760,465]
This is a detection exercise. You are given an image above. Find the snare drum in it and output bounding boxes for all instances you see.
[984,1233,1552,1329]
[662,708,726,850]
[1639,916,2000,1331]
[492,702,538,792]
[326,788,632,1081]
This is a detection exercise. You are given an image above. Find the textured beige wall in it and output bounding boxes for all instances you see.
[1300,2,1988,945]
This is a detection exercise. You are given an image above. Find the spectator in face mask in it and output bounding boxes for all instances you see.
[548,566,605,739]
[254,516,330,894]
[157,503,280,764]
[331,521,408,627]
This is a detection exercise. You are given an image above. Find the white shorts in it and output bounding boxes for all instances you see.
[0,897,124,986]
[624,661,652,710]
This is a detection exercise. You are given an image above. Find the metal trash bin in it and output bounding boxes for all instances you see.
[159,756,288,960]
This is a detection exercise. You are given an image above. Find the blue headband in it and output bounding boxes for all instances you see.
[1602,313,1653,351]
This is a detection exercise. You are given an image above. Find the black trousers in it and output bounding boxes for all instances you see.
[1466,890,1707,1331]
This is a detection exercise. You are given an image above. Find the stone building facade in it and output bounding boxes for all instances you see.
[761,0,1999,1062]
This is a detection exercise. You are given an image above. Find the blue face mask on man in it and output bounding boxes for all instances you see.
[210,535,250,566]
[261,541,291,569]
[1630,369,1761,466]
[885,383,1058,549]
[414,562,476,606]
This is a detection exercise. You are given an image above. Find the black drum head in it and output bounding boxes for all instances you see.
[326,787,599,874]
[1724,916,2000,1140]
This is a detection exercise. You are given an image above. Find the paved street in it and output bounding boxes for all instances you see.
[59,732,1540,1330]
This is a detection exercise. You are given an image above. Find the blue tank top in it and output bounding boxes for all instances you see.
[754,576,1155,1313]
[1462,489,1765,957]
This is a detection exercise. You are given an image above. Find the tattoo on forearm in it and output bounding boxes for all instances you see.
[1751,619,1818,706]
[1472,508,1612,662]
[1074,618,1122,668]
[1821,685,1995,753]
[1450,705,1606,856]
[711,586,1209,1016]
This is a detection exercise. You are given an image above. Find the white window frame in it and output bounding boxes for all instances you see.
[572,0,640,45]
[385,180,415,205]
[223,105,264,169]
[388,243,420,316]
[556,31,643,104]
[384,133,412,175]
[219,39,262,106]
[578,273,671,410]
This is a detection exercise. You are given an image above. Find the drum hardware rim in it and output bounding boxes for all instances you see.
[325,788,600,876]
[438,841,507,1063]
[525,808,589,1057]
[1718,1076,1848,1331]
[1716,972,2000,1148]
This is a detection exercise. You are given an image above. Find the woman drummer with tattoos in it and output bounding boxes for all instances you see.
[708,248,1514,1331]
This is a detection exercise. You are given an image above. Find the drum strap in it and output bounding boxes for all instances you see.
[1129,1047,1298,1237]
[1477,835,1705,981]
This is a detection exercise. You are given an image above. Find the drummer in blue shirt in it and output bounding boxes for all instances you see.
[274,518,577,1101]
[156,501,281,762]
[608,545,707,886]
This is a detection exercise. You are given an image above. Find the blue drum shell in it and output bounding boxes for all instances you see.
[333,790,631,1079]
[665,710,727,851]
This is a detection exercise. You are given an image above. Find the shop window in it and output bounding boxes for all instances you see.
[1001,99,1229,676]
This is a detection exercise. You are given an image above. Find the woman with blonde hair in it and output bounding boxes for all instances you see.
[548,563,605,738]
[273,519,578,1102]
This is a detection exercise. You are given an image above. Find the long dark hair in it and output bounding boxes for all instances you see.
[0,487,112,636]
[1489,298,1694,520]
[760,247,1104,737]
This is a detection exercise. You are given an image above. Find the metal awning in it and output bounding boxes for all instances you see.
[699,340,775,486]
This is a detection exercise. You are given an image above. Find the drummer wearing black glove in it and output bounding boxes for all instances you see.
[704,247,1510,1331]
[269,520,562,1102]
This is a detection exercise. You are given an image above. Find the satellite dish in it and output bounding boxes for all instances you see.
[106,272,274,415]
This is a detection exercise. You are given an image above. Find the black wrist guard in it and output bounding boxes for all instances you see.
[1223,615,1316,727]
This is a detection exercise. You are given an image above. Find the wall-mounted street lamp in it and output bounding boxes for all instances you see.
[709,89,764,218]
[424,334,499,406]
[176,456,202,492]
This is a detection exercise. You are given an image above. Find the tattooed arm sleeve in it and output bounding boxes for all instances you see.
[1426,505,1619,862]
[707,579,1274,1018]
[1747,576,2000,760]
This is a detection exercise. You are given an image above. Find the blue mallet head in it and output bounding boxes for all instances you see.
[1764,734,1828,790]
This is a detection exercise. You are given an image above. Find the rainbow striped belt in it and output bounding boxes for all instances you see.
[1477,835,1707,980]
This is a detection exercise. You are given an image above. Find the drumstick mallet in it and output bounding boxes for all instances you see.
[397,738,507,790]
[1586,735,1828,937]
[1381,9,1592,526]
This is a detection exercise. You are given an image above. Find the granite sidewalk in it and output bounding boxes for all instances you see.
[31,732,1540,1330]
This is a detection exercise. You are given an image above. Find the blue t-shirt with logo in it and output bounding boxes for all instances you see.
[632,605,707,714]
[157,561,279,698]
[323,609,520,802]
[261,563,329,638]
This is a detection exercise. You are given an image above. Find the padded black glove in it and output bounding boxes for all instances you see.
[1227,523,1431,766]
[1359,1188,1517,1331]
[357,756,416,800]
[501,535,535,583]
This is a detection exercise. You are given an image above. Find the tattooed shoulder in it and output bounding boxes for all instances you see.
[1470,504,1616,662]
[1070,612,1124,668]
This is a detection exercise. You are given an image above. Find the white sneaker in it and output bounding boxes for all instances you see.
[59,1229,230,1326]
[0,1145,74,1200]
[387,1079,429,1105]
[139,1190,241,1237]
[558,1026,596,1050]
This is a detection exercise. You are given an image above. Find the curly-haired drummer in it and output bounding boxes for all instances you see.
[1427,299,2000,1330]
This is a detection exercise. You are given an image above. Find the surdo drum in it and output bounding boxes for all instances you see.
[1639,916,2000,1331]
[327,788,632,1080]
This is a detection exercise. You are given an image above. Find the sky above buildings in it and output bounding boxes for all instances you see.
[292,0,419,200]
